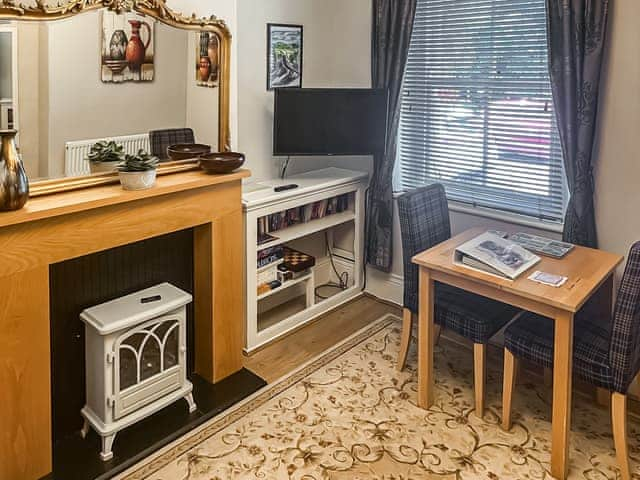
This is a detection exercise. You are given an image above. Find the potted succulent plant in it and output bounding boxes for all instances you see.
[117,149,160,190]
[87,140,125,173]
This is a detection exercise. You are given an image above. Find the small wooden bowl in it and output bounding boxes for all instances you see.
[167,143,211,161]
[199,152,245,174]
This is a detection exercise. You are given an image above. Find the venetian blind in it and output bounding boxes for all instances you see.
[398,0,567,222]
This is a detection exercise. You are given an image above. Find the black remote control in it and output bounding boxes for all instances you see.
[274,184,299,192]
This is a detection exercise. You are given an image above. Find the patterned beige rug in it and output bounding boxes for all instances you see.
[119,314,638,480]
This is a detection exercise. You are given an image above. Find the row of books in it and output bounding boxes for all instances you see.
[257,193,351,235]
[257,245,284,269]
[257,248,316,296]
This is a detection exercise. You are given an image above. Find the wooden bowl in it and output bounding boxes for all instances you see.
[198,152,245,174]
[167,143,211,161]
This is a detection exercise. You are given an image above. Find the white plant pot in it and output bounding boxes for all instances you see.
[118,170,157,191]
[90,162,119,174]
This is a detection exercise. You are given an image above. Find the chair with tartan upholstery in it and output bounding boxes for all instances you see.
[149,128,195,160]
[502,242,640,480]
[397,184,520,418]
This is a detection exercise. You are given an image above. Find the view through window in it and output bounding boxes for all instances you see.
[398,0,567,222]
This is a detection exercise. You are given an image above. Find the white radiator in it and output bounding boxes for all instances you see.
[64,133,151,177]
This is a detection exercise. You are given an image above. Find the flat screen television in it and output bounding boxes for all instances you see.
[273,88,389,156]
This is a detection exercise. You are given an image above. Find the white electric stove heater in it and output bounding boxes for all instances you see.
[80,283,196,461]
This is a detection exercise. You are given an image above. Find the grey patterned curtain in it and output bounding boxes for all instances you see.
[547,0,609,248]
[367,0,417,272]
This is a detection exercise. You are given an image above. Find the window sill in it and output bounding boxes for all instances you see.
[447,202,564,234]
[392,191,564,234]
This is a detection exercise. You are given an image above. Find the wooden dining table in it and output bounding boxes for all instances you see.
[412,228,623,480]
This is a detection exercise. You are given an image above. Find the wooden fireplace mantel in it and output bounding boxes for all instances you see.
[0,169,250,480]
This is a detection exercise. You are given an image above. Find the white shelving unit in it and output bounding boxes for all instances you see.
[243,168,368,353]
[256,272,315,301]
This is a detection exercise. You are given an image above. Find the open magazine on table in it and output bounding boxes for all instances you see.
[454,232,541,280]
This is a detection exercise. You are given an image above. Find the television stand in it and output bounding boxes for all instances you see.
[243,168,368,353]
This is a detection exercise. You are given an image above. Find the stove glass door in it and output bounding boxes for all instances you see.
[113,315,183,419]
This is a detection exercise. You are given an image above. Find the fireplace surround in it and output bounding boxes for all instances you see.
[0,170,257,480]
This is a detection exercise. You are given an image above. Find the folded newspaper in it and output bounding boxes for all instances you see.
[454,232,541,280]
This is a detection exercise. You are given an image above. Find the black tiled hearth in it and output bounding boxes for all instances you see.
[46,230,266,480]
[48,369,266,480]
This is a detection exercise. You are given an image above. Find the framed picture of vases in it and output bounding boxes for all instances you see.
[195,32,220,88]
[101,11,155,83]
[267,24,303,90]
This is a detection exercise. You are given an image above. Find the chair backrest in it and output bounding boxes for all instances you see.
[609,242,640,393]
[149,128,195,160]
[397,184,451,313]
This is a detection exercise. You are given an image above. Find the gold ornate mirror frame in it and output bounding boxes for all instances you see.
[0,0,232,196]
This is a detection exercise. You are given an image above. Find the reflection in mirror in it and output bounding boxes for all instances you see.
[3,10,220,182]
[0,23,16,131]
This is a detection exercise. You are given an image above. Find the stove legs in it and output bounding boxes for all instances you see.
[185,392,197,413]
[100,433,117,461]
[79,389,195,461]
[80,418,115,461]
[80,418,90,439]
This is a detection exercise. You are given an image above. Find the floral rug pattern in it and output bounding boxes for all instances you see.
[121,315,639,480]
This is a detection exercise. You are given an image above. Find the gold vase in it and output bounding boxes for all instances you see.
[0,130,29,211]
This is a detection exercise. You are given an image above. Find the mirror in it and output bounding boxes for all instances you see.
[0,0,231,193]
[0,24,16,130]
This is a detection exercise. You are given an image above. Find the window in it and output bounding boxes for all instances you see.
[398,0,567,223]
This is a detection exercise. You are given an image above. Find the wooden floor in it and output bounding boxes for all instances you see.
[244,295,400,383]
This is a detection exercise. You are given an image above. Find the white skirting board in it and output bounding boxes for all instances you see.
[364,268,404,306]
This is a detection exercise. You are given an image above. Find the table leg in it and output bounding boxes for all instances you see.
[418,267,435,409]
[551,310,574,480]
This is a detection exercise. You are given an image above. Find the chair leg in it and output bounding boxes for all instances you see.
[502,349,517,431]
[611,392,631,480]
[596,387,611,407]
[434,324,442,347]
[473,343,486,419]
[397,308,413,371]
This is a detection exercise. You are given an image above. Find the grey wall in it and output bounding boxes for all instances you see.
[593,0,640,274]
[236,0,373,182]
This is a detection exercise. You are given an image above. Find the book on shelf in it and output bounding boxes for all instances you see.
[308,200,327,221]
[454,232,541,280]
[257,259,282,285]
[258,232,278,245]
[257,245,284,269]
[257,193,353,235]
[303,204,313,223]
[337,193,349,212]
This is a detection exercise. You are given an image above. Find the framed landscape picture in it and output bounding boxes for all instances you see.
[267,24,303,90]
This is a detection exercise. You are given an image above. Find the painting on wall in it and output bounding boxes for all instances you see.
[196,32,220,88]
[101,11,155,83]
[267,24,303,90]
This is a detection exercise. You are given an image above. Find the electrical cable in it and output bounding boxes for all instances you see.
[315,231,349,300]
[280,156,291,179]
